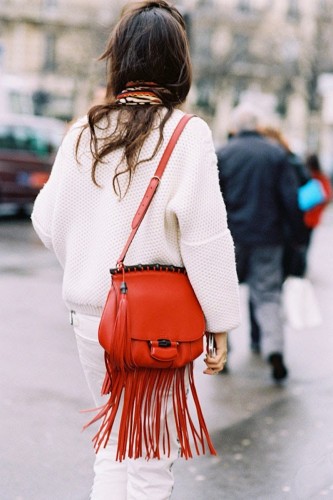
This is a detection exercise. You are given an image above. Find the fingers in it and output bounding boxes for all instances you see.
[203,352,227,375]
[204,332,228,376]
[203,364,227,375]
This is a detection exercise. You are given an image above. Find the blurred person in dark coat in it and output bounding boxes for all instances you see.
[245,125,311,354]
[217,104,306,382]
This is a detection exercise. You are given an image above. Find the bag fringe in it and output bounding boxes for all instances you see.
[84,360,217,462]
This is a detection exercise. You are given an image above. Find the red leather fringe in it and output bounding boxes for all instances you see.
[84,359,217,462]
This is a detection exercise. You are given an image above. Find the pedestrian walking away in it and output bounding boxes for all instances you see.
[217,103,305,382]
[247,125,311,349]
[31,1,240,499]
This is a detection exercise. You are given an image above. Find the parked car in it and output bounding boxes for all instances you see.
[0,113,66,211]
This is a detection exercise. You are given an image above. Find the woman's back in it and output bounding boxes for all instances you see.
[32,107,240,331]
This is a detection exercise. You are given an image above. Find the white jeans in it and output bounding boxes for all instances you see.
[71,311,180,500]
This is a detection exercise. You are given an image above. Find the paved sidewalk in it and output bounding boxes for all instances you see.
[172,206,333,499]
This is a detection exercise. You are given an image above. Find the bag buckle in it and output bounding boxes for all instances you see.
[157,339,171,348]
[149,339,178,362]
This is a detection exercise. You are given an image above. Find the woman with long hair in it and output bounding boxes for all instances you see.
[32,1,240,498]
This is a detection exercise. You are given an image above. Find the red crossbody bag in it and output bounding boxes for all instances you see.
[85,114,217,461]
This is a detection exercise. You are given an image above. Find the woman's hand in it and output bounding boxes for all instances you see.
[204,332,228,375]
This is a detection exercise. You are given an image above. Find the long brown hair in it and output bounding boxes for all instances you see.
[77,0,192,197]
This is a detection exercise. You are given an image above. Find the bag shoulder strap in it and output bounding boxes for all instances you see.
[117,113,194,267]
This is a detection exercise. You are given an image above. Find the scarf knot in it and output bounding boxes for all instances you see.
[116,82,169,106]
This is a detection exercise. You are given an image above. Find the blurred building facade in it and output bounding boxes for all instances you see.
[1,0,333,170]
[0,0,122,120]
[187,0,333,169]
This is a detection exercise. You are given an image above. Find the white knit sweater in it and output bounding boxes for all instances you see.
[32,108,240,332]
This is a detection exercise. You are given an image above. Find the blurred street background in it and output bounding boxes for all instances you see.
[1,0,333,170]
[1,0,333,499]
[0,204,332,499]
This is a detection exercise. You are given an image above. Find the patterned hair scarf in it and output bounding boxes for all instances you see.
[116,81,170,105]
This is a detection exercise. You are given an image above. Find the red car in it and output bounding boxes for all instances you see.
[0,114,65,210]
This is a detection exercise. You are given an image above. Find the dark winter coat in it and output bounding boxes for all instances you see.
[217,131,306,246]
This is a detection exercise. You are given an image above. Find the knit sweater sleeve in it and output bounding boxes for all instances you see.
[31,120,82,251]
[170,118,240,332]
[31,145,65,250]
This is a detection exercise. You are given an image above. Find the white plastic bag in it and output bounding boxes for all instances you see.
[282,277,322,330]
